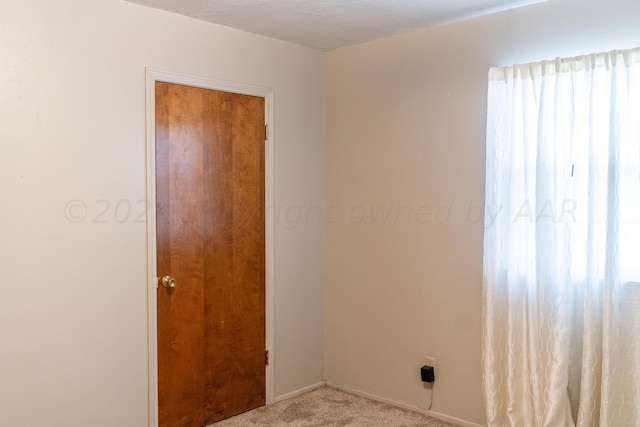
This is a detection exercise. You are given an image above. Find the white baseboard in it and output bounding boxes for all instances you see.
[325,381,485,427]
[274,381,326,403]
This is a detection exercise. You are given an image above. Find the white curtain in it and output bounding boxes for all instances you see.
[483,48,640,427]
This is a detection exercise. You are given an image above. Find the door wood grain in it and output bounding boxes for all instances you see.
[156,81,265,427]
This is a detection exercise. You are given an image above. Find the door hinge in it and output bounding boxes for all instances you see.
[264,124,268,141]
[265,350,269,366]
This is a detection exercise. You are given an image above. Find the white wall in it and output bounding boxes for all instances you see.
[324,0,640,425]
[0,1,324,426]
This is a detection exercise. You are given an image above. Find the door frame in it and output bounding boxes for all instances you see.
[144,69,275,427]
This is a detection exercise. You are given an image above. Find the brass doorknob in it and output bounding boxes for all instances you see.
[162,276,177,288]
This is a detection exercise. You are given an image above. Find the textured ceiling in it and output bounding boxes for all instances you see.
[127,0,549,51]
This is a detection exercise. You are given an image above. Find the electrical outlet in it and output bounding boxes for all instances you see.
[425,356,436,367]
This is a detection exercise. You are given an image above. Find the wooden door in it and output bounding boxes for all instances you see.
[155,81,266,427]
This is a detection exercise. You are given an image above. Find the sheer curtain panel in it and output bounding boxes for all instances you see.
[483,48,640,427]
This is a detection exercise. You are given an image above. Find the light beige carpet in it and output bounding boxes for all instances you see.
[211,386,462,426]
